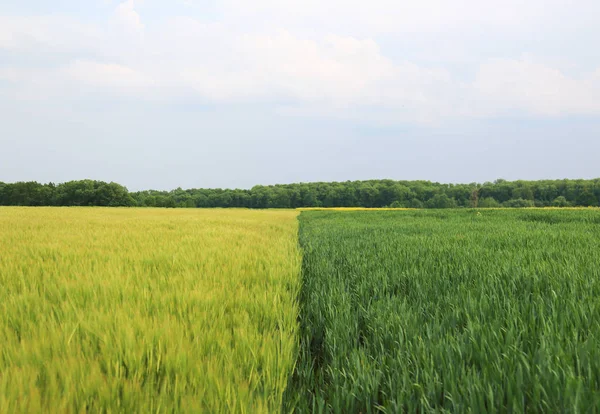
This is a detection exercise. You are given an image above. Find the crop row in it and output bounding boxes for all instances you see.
[0,208,300,413]
[2,207,599,412]
[286,209,600,412]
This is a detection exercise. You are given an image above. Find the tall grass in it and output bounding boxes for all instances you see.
[286,209,600,412]
[0,207,301,413]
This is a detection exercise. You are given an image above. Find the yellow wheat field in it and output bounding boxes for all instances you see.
[0,207,301,413]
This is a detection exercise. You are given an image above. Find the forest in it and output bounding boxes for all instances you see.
[0,178,599,208]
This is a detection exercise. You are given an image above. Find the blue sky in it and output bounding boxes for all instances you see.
[1,0,599,190]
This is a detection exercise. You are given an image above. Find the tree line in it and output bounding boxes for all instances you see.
[1,178,599,209]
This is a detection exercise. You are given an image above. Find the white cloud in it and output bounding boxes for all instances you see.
[64,60,154,89]
[1,1,600,123]
[176,29,462,123]
[218,0,600,35]
[475,58,600,116]
[114,0,144,35]
[0,68,19,82]
[0,60,153,102]
[0,16,102,50]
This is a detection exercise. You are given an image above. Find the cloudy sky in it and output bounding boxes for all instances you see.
[1,1,599,190]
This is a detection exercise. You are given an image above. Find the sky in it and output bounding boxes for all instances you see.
[1,1,599,190]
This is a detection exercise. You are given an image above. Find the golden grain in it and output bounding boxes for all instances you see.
[0,207,300,413]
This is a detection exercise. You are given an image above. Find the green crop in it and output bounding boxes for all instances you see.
[3,207,600,413]
[285,209,600,413]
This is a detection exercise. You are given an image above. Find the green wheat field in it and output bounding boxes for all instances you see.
[1,207,599,412]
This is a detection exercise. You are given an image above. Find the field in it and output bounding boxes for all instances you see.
[286,209,600,412]
[2,207,600,412]
[0,208,300,413]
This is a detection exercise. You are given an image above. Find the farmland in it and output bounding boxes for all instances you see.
[286,209,600,412]
[2,207,600,413]
[0,208,300,413]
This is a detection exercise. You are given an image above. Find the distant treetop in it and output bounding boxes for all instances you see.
[1,178,599,209]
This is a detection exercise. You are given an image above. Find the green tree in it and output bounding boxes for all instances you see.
[408,198,424,209]
[426,194,457,209]
[479,197,500,208]
[359,184,379,208]
[576,189,598,207]
[552,196,571,207]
